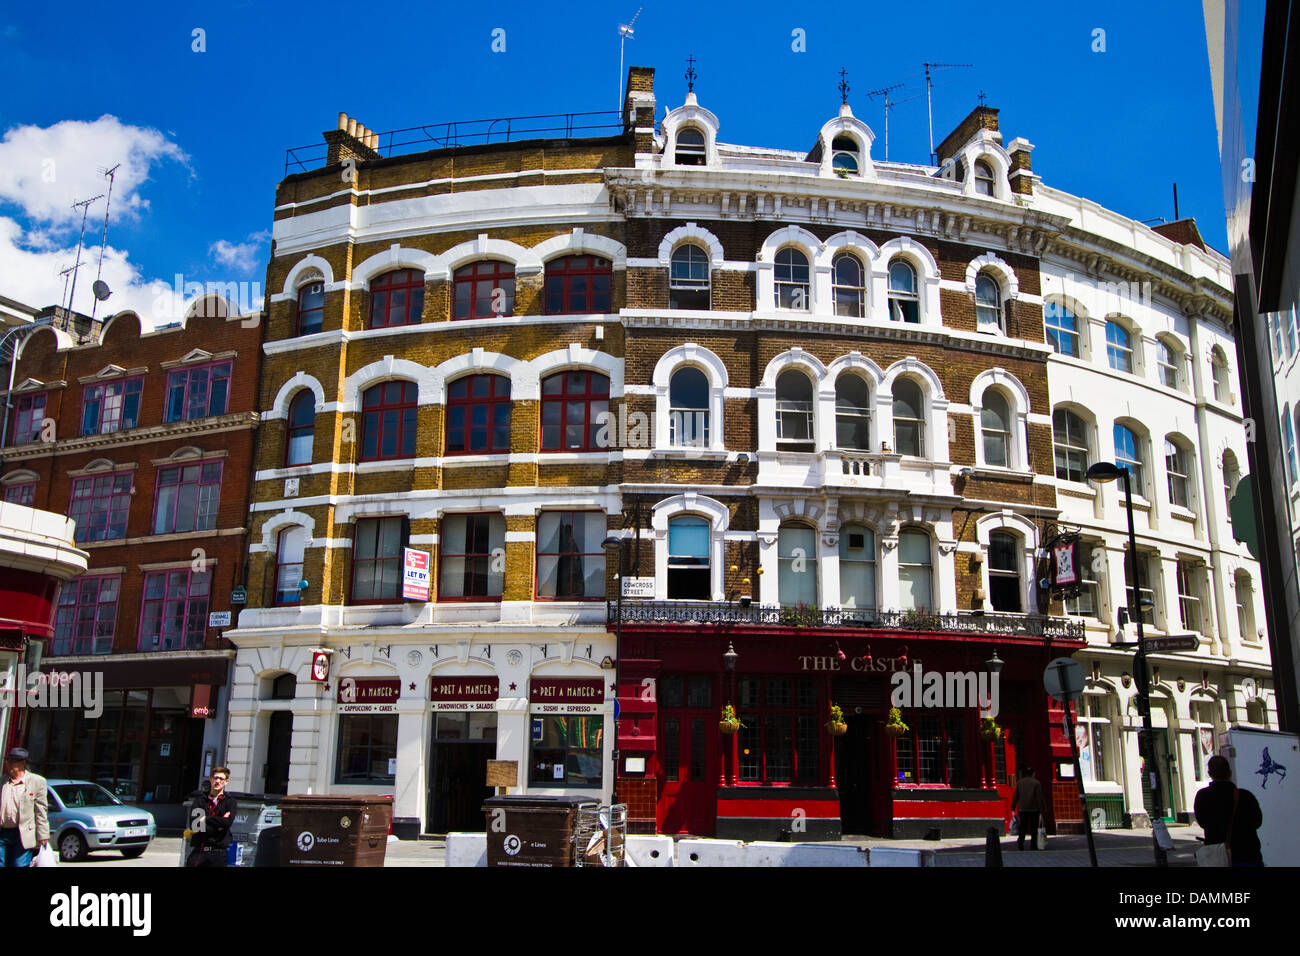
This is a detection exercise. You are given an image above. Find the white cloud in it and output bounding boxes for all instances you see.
[209,231,269,275]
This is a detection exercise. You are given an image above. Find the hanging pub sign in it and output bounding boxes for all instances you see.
[310,650,332,683]
[1049,535,1081,591]
[429,676,499,711]
[338,677,402,713]
[529,678,606,714]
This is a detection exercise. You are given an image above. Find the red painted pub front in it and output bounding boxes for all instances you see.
[610,605,1086,840]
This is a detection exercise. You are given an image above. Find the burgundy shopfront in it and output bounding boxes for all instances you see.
[613,610,1085,840]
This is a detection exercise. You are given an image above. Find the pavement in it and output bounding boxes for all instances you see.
[61,825,1201,867]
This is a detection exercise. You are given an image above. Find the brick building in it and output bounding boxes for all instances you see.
[0,299,262,817]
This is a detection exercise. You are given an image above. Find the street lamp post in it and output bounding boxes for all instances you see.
[601,535,624,813]
[1085,461,1168,867]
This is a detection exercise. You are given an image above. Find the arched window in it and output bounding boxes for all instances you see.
[285,391,316,467]
[981,389,1012,467]
[368,269,425,329]
[835,375,871,450]
[888,261,920,323]
[669,367,709,448]
[832,253,865,317]
[774,248,810,310]
[898,530,932,611]
[1114,424,1145,493]
[360,381,418,461]
[453,261,515,319]
[892,378,925,456]
[974,160,996,196]
[446,374,511,455]
[1053,409,1089,482]
[778,523,818,607]
[1235,570,1256,642]
[670,244,710,310]
[668,515,710,598]
[274,526,307,605]
[1165,438,1192,507]
[1285,406,1297,485]
[975,273,1002,333]
[1210,347,1230,402]
[988,531,1021,612]
[297,282,324,336]
[544,255,612,315]
[541,371,609,452]
[839,524,876,611]
[1222,449,1241,511]
[831,135,859,173]
[675,127,707,165]
[1045,301,1079,356]
[1156,337,1180,389]
[775,370,815,451]
[1105,321,1133,372]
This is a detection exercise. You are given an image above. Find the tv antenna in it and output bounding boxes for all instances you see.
[617,7,643,112]
[868,83,921,161]
[66,194,103,315]
[922,61,972,164]
[91,163,121,319]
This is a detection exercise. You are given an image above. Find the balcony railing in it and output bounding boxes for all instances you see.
[609,600,1084,640]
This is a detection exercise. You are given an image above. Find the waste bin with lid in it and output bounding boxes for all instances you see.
[483,794,599,868]
[279,794,392,867]
[177,790,282,867]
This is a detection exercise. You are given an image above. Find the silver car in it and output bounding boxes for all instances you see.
[47,780,157,862]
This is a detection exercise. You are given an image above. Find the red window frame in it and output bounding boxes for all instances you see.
[534,511,606,601]
[285,390,316,467]
[69,470,133,542]
[445,374,511,455]
[348,516,408,605]
[543,255,612,315]
[438,512,504,602]
[152,460,223,535]
[893,713,969,787]
[138,568,210,651]
[360,381,418,462]
[735,677,822,785]
[453,261,516,319]
[297,282,325,336]
[52,574,120,655]
[10,391,46,446]
[540,371,609,452]
[3,482,36,505]
[165,361,231,422]
[368,269,425,329]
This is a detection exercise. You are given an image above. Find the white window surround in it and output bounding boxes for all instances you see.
[815,110,877,181]
[657,223,725,268]
[266,372,329,421]
[948,134,1013,201]
[974,511,1038,614]
[826,351,886,452]
[1163,433,1197,511]
[529,230,628,272]
[969,369,1031,471]
[651,343,728,452]
[1114,418,1151,497]
[964,253,1020,335]
[341,356,439,411]
[881,358,951,460]
[1154,332,1187,390]
[350,246,439,288]
[756,225,822,312]
[1052,402,1099,483]
[651,493,729,601]
[1043,295,1092,360]
[659,95,722,167]
[1104,314,1145,375]
[0,468,40,485]
[877,238,942,328]
[278,254,338,299]
[756,349,829,453]
[252,510,319,554]
[527,346,624,398]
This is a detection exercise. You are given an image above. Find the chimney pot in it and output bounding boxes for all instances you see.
[347,118,358,137]
[338,112,348,130]
[368,132,379,149]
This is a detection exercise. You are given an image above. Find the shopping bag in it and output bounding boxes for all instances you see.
[1035,821,1047,850]
[1008,813,1019,836]
[1195,842,1231,867]
[33,844,58,867]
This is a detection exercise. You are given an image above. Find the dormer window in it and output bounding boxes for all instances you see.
[974,160,996,196]
[831,136,859,174]
[676,128,707,166]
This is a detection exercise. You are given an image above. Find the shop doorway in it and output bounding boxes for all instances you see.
[1140,729,1178,823]
[657,711,718,835]
[836,713,876,835]
[264,711,292,795]
[426,712,497,834]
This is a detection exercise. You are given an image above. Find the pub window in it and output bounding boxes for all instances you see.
[274,526,308,606]
[335,715,398,784]
[530,716,604,786]
[1064,541,1100,618]
[368,269,425,328]
[975,273,1002,333]
[285,390,316,467]
[736,678,819,784]
[980,388,1012,467]
[453,260,515,319]
[668,366,710,448]
[894,714,966,786]
[350,516,408,604]
[297,282,324,336]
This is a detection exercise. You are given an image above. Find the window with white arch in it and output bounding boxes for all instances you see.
[980,389,1012,467]
[669,367,710,448]
[775,369,815,451]
[888,261,920,323]
[973,160,996,197]
[774,248,810,310]
[1165,437,1193,508]
[274,526,308,605]
[832,253,866,318]
[835,374,871,450]
[668,515,711,599]
[670,244,710,309]
[675,127,707,166]
[831,135,860,174]
[987,531,1021,612]
[975,273,1003,333]
[893,378,926,456]
[1210,347,1231,402]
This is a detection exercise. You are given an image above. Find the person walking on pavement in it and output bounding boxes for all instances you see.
[0,747,49,867]
[186,767,237,867]
[1194,755,1264,866]
[1011,766,1046,851]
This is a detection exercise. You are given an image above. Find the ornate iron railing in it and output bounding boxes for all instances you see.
[609,600,1084,640]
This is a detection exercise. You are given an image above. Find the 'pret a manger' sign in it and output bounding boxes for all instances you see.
[429,676,499,711]
[338,678,401,713]
[529,679,605,713]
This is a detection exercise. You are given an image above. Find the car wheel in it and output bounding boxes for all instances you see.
[58,831,88,863]
[120,846,147,859]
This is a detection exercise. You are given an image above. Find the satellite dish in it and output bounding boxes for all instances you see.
[92,280,112,301]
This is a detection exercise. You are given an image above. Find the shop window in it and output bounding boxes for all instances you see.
[439,512,505,600]
[530,715,604,786]
[838,525,876,611]
[1053,409,1089,482]
[446,374,511,455]
[285,390,316,466]
[536,511,606,600]
[887,260,920,323]
[834,374,871,450]
[274,526,308,605]
[1078,695,1112,783]
[52,574,119,655]
[898,530,932,612]
[350,516,408,604]
[892,378,925,456]
[669,244,710,309]
[778,523,818,607]
[668,367,709,448]
[544,255,612,315]
[1114,424,1145,493]
[368,269,425,328]
[9,391,47,445]
[70,470,133,542]
[1045,301,1079,356]
[987,531,1021,612]
[540,371,608,452]
[832,253,865,317]
[1177,561,1203,633]
[453,260,515,319]
[894,714,966,785]
[667,515,710,600]
[737,678,819,784]
[975,273,1002,333]
[361,381,418,461]
[335,715,398,784]
[774,248,810,310]
[981,389,1012,467]
[1166,438,1192,507]
[82,377,143,435]
[153,460,222,535]
[775,369,815,451]
[675,127,707,165]
[1105,321,1133,373]
[297,282,324,336]
[3,481,36,505]
[165,362,231,422]
[138,569,210,651]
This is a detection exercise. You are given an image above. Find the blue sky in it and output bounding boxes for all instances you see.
[0,0,1264,323]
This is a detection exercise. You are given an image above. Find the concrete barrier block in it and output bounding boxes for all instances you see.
[868,846,936,867]
[676,838,747,867]
[446,831,487,867]
[744,841,868,867]
[626,834,675,867]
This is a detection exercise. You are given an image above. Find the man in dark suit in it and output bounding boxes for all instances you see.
[1194,755,1263,866]
[186,767,238,867]
[1011,766,1046,851]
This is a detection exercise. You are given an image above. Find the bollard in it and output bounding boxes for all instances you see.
[985,826,1003,867]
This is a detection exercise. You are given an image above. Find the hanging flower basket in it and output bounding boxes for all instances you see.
[826,703,847,735]
[719,705,742,734]
[979,717,1002,741]
[884,707,909,737]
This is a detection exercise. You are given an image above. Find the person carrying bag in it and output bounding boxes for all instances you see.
[1194,755,1262,867]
